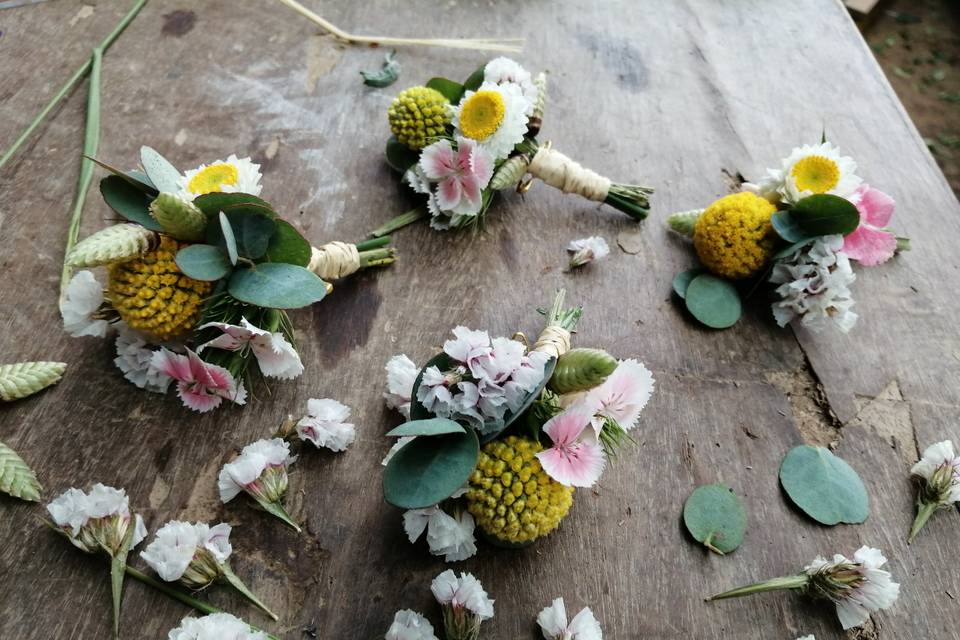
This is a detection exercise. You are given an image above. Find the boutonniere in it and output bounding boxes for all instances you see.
[667,140,908,330]
[61,147,395,412]
[372,57,654,236]
[381,290,654,559]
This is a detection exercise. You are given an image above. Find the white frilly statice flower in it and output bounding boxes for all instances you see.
[61,270,110,338]
[114,323,171,393]
[47,483,147,555]
[567,236,610,269]
[769,235,858,333]
[483,57,538,115]
[404,498,476,562]
[218,438,300,532]
[908,440,960,542]
[167,613,267,640]
[296,398,356,452]
[431,570,494,640]
[417,327,549,434]
[384,354,419,419]
[803,546,900,630]
[386,609,438,640]
[537,597,603,640]
[141,521,232,587]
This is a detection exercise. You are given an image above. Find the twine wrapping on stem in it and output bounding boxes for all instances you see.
[528,144,611,202]
[532,325,571,360]
[308,242,361,280]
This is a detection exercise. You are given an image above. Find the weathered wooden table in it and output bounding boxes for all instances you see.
[2,1,958,638]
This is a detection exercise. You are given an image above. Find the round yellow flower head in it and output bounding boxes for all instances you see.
[108,235,212,341]
[693,192,777,279]
[466,435,574,546]
[387,86,451,150]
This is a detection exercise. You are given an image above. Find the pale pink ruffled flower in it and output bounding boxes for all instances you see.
[843,185,897,266]
[151,348,247,412]
[198,317,303,379]
[536,409,606,487]
[419,137,494,216]
[296,398,355,452]
[582,359,654,431]
[536,598,603,640]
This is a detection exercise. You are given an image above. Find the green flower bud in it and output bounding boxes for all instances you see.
[666,209,704,237]
[0,361,66,402]
[489,155,530,191]
[149,193,207,241]
[548,348,617,394]
[67,224,158,267]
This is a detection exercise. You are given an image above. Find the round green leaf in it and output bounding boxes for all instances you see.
[462,65,485,92]
[218,212,239,265]
[683,484,747,554]
[791,194,860,237]
[684,274,742,329]
[425,77,465,104]
[193,193,277,220]
[386,418,465,438]
[264,220,311,267]
[175,244,230,281]
[227,263,327,309]
[385,136,420,173]
[770,210,809,243]
[672,269,703,299]
[383,429,479,509]
[227,212,275,260]
[779,445,869,525]
[139,146,181,193]
[99,176,163,231]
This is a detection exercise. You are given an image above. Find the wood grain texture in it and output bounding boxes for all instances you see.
[1,0,958,638]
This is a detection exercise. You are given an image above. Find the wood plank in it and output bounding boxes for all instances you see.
[1,0,958,638]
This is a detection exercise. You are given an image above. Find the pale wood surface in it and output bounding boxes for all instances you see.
[1,1,959,638]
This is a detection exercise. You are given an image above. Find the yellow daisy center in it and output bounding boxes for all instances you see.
[459,90,506,141]
[790,155,840,193]
[187,163,238,195]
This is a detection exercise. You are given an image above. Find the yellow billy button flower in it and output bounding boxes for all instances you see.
[458,90,506,141]
[790,155,840,194]
[108,235,212,341]
[466,435,574,546]
[387,86,451,150]
[693,192,776,279]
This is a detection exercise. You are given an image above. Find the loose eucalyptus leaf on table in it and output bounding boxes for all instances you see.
[426,76,465,104]
[228,263,328,309]
[684,274,742,329]
[386,418,465,437]
[175,244,231,281]
[683,484,747,554]
[383,429,480,509]
[99,175,163,231]
[361,51,400,88]
[0,441,43,502]
[672,269,703,300]
[779,445,869,525]
[770,210,809,243]
[791,194,860,237]
[139,146,181,193]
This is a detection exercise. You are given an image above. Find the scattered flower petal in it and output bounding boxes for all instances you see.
[296,398,356,452]
[567,236,610,269]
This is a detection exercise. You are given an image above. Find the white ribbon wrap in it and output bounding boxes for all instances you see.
[528,146,611,202]
[532,325,571,360]
[308,241,360,280]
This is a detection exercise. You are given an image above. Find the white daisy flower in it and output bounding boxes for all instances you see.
[483,57,538,115]
[47,483,147,555]
[141,521,232,588]
[114,323,171,393]
[178,154,262,200]
[167,613,266,640]
[403,503,476,562]
[453,82,531,161]
[386,610,438,640]
[61,270,110,338]
[770,235,858,333]
[537,597,603,640]
[804,546,900,630]
[758,142,862,204]
[384,354,420,418]
[296,398,356,452]
[567,236,610,269]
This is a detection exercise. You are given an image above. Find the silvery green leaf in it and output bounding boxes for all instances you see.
[361,51,400,88]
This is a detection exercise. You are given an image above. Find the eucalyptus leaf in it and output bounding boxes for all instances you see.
[672,269,703,299]
[779,445,869,525]
[385,136,420,173]
[361,51,400,88]
[0,441,42,502]
[383,429,479,509]
[684,274,742,329]
[219,212,239,266]
[228,263,327,309]
[87,156,158,195]
[99,175,162,231]
[175,244,231,281]
[222,211,275,260]
[770,210,809,243]
[772,237,816,261]
[462,65,485,92]
[386,418,465,437]
[193,192,277,220]
[791,194,860,237]
[126,170,156,191]
[139,146,181,193]
[426,76,465,104]
[683,484,747,554]
[264,219,312,267]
